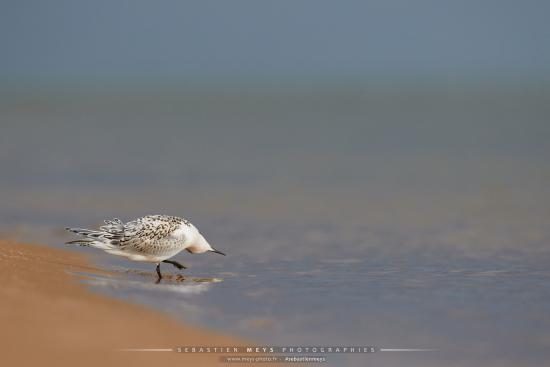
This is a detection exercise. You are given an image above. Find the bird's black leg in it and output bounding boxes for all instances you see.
[155,263,162,283]
[162,260,187,270]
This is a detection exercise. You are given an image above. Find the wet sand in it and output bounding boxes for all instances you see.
[0,240,245,367]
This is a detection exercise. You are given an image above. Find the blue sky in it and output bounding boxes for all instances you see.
[2,0,549,84]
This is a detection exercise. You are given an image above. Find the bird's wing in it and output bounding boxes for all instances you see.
[118,216,183,251]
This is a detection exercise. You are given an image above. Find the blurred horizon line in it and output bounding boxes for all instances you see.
[2,76,550,94]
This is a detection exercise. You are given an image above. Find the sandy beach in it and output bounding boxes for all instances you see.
[0,239,246,367]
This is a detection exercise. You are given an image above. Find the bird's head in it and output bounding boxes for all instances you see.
[186,233,226,256]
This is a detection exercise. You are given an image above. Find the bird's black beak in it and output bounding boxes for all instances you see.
[210,248,226,256]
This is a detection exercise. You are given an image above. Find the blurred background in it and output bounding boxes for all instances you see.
[1,1,550,366]
[1,0,549,260]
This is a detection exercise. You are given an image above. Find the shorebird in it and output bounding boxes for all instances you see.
[66,215,225,282]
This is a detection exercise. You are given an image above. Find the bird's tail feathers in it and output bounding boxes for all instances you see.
[65,227,118,250]
[65,239,93,247]
[100,218,124,233]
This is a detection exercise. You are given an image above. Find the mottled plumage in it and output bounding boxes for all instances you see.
[66,215,225,281]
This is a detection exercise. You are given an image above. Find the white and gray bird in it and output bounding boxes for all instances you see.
[65,215,225,281]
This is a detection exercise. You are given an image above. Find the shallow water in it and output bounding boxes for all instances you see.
[70,246,550,367]
[2,86,550,366]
